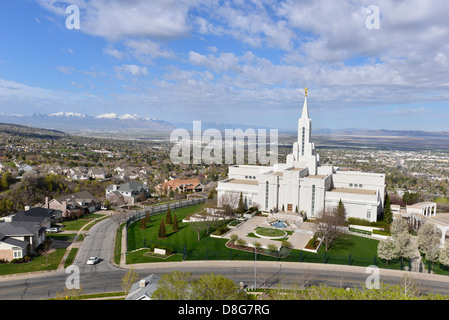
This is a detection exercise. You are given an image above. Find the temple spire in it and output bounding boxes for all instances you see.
[301,87,309,119]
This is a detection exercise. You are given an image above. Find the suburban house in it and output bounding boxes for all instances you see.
[105,181,149,205]
[15,162,34,175]
[0,207,59,260]
[46,191,101,219]
[156,178,204,196]
[126,274,160,300]
[88,167,106,180]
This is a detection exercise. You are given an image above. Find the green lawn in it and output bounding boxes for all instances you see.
[127,209,412,271]
[254,227,287,238]
[60,213,105,231]
[127,204,209,252]
[318,234,379,256]
[0,249,65,276]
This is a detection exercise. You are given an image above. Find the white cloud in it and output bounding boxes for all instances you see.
[103,45,125,60]
[56,66,74,74]
[114,64,149,77]
[188,51,239,73]
[39,0,194,41]
[31,0,449,128]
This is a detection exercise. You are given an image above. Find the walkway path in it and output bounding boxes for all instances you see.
[54,212,111,271]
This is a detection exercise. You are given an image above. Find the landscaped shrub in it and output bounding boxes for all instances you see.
[281,240,292,249]
[150,243,174,255]
[158,219,167,239]
[10,257,30,264]
[165,206,172,225]
[139,218,147,230]
[172,214,179,231]
[305,234,319,249]
[236,238,247,247]
[214,225,230,236]
[348,217,386,228]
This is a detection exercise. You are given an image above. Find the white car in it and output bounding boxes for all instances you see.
[46,227,59,233]
[86,256,99,265]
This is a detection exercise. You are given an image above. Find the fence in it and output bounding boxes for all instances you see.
[125,198,206,250]
[126,236,418,271]
[125,198,205,227]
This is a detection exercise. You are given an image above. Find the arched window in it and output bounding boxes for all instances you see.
[311,185,315,216]
[301,127,305,156]
[265,181,269,209]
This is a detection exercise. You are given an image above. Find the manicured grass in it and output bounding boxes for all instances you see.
[127,204,207,252]
[46,233,76,242]
[114,223,125,265]
[60,213,105,231]
[64,248,78,268]
[0,249,65,276]
[318,234,379,257]
[127,211,413,271]
[254,227,287,238]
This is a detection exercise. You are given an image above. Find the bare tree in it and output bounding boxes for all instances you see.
[122,267,139,297]
[313,208,346,251]
[219,192,240,217]
[110,210,131,226]
[189,219,208,241]
[38,239,54,267]
[400,272,421,298]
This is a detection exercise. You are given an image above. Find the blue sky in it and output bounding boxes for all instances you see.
[1,0,449,131]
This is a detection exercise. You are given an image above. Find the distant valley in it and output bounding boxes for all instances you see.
[1,112,449,152]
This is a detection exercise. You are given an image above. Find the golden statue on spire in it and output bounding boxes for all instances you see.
[305,87,308,97]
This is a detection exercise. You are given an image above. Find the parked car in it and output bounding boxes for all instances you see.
[86,256,99,265]
[46,227,59,233]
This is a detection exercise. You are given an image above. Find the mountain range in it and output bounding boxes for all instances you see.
[0,112,174,133]
[1,112,449,141]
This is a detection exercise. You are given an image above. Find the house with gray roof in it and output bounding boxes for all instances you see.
[126,274,160,300]
[47,191,101,219]
[106,181,149,205]
[0,207,54,261]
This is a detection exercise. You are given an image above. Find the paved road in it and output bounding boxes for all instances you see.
[2,215,449,299]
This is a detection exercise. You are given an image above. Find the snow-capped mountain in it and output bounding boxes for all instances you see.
[0,112,174,133]
[49,112,88,118]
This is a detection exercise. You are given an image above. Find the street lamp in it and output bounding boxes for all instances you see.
[253,241,258,290]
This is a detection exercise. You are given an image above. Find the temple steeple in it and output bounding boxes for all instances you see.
[301,87,309,119]
[287,87,319,175]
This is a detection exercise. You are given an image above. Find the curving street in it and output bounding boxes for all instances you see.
[1,216,449,300]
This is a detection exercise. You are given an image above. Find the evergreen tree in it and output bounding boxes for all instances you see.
[172,214,179,231]
[383,193,393,225]
[237,192,245,214]
[165,206,172,225]
[145,210,151,223]
[158,219,167,239]
[334,199,346,224]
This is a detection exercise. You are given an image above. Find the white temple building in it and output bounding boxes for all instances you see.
[217,89,386,222]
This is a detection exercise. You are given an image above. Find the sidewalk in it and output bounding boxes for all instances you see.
[55,212,110,271]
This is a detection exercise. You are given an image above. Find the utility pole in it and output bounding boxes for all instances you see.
[253,241,257,290]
